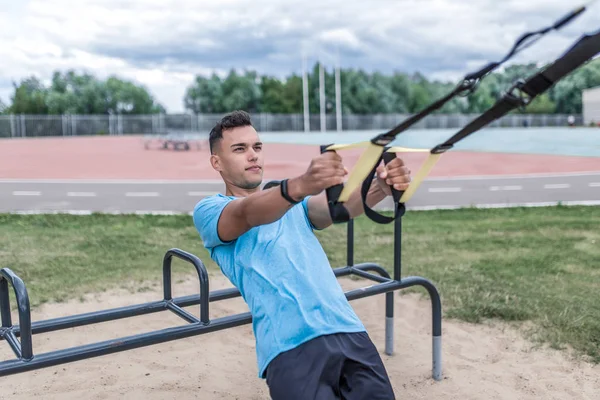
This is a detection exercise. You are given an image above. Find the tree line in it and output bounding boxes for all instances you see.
[2,59,599,116]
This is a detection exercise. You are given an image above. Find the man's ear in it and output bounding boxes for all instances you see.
[210,154,222,172]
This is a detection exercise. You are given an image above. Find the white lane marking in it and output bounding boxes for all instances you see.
[424,171,600,181]
[405,200,600,211]
[589,182,600,187]
[429,187,462,193]
[1,171,600,184]
[187,191,219,196]
[12,191,41,196]
[8,210,189,215]
[0,178,227,184]
[489,185,522,191]
[125,192,160,197]
[544,184,570,189]
[67,192,97,197]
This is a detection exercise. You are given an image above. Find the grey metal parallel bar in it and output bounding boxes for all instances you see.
[0,201,443,380]
[0,269,32,360]
[16,301,169,336]
[173,287,240,308]
[0,277,440,378]
[162,249,209,324]
[352,263,391,280]
[3,331,22,358]
[0,278,12,327]
[8,287,240,337]
[345,276,442,337]
[347,219,354,266]
[332,266,352,277]
[350,266,392,283]
[4,268,379,337]
[350,262,396,355]
[0,312,252,377]
[166,302,200,324]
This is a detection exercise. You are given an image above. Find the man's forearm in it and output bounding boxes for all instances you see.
[239,176,305,228]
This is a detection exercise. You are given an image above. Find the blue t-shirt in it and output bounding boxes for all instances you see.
[192,194,366,378]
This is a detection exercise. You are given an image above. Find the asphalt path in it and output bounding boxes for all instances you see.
[1,172,599,214]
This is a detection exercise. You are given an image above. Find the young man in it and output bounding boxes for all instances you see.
[193,110,411,399]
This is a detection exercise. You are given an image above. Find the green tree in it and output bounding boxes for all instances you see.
[178,60,600,116]
[9,77,49,114]
[549,58,600,114]
[5,70,163,115]
[524,93,556,114]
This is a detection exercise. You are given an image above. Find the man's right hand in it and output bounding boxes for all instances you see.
[288,151,348,200]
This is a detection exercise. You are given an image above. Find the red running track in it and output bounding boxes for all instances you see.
[1,136,599,180]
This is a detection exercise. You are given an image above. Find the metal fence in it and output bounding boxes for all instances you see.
[0,113,583,138]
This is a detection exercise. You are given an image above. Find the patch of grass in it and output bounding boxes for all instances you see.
[0,213,218,306]
[316,206,600,363]
[1,206,599,363]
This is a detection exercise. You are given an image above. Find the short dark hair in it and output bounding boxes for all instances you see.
[209,110,253,154]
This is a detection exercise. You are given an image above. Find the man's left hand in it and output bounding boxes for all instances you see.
[375,154,411,196]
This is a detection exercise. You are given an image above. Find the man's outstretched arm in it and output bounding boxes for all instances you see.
[216,152,347,242]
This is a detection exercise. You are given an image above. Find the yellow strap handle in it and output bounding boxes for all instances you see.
[323,142,442,204]
[398,153,442,203]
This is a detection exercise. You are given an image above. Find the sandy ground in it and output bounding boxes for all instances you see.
[0,272,598,400]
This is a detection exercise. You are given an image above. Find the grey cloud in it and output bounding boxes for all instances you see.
[3,0,598,111]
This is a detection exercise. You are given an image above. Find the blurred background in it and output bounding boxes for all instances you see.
[1,0,599,137]
[1,0,599,214]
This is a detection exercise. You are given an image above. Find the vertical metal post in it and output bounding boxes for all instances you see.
[71,115,77,136]
[385,288,394,355]
[9,114,15,138]
[393,212,403,282]
[162,250,210,324]
[302,54,310,132]
[62,115,67,136]
[347,219,354,267]
[0,278,12,328]
[335,52,342,132]
[319,62,326,132]
[20,115,26,137]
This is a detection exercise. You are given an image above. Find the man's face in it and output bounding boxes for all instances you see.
[211,125,264,190]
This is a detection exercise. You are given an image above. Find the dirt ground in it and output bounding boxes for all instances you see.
[0,272,598,400]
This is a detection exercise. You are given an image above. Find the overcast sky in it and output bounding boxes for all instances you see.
[1,0,598,112]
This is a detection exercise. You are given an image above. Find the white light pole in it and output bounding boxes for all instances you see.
[302,53,310,132]
[335,50,342,131]
[319,62,326,132]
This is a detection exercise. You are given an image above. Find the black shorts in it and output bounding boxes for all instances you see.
[265,331,395,400]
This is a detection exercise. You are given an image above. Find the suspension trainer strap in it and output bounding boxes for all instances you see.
[395,27,600,207]
[360,151,407,224]
[319,3,593,223]
[434,28,600,153]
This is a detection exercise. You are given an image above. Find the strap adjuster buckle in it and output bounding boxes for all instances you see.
[431,143,453,154]
[505,79,532,108]
[370,133,395,147]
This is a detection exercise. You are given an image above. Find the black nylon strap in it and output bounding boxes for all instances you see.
[359,28,600,225]
[360,151,406,224]
[368,5,590,147]
[320,6,594,226]
[435,29,600,152]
